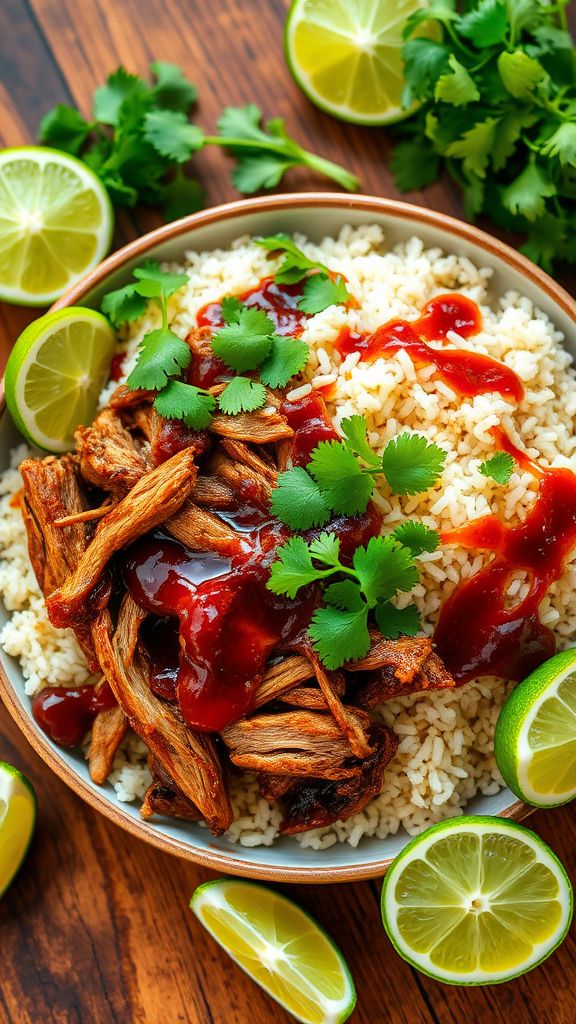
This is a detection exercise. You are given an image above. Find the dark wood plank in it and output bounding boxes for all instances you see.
[1,2,575,1023]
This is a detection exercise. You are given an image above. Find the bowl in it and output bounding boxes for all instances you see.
[2,193,575,882]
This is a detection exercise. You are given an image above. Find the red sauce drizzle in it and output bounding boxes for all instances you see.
[335,294,523,402]
[434,429,576,683]
[32,681,117,747]
[282,391,339,466]
[109,353,126,381]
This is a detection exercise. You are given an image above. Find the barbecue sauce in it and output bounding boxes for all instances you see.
[335,294,523,402]
[32,681,116,747]
[434,429,576,683]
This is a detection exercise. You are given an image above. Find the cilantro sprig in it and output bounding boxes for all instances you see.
[268,530,433,669]
[102,263,216,428]
[479,450,516,484]
[391,0,576,271]
[257,234,352,315]
[38,64,359,221]
[270,414,446,530]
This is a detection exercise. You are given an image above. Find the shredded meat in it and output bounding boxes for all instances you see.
[221,708,373,780]
[108,384,153,409]
[75,407,149,496]
[208,451,274,507]
[309,653,374,759]
[87,703,127,784]
[166,501,249,557]
[253,656,315,708]
[141,756,201,821]
[209,406,294,443]
[92,600,231,834]
[353,652,455,708]
[47,448,198,627]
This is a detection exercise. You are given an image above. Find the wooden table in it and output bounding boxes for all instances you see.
[1,3,575,1022]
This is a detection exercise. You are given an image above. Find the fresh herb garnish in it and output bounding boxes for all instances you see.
[212,299,310,410]
[391,0,576,271]
[39,64,359,220]
[270,415,446,530]
[217,376,267,415]
[268,532,422,668]
[257,234,352,314]
[391,521,440,555]
[479,450,516,484]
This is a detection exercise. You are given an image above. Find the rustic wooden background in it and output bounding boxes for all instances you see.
[1,2,575,1022]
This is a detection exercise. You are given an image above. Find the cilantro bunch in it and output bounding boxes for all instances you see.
[392,0,576,270]
[268,525,439,668]
[39,63,359,221]
[271,415,447,530]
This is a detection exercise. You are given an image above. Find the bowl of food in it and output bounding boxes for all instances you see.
[1,192,575,882]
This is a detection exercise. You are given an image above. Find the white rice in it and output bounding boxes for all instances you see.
[2,224,575,849]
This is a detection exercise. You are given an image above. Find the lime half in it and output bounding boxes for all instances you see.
[0,147,113,306]
[285,0,439,125]
[191,879,356,1023]
[0,762,36,897]
[381,817,573,985]
[495,648,576,807]
[5,307,116,452]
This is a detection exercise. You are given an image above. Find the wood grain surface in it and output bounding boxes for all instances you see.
[1,2,575,1022]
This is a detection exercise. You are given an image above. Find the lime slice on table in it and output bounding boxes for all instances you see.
[494,648,576,808]
[191,879,356,1023]
[381,816,573,985]
[285,0,440,125]
[4,307,116,452]
[0,147,113,306]
[0,762,36,897]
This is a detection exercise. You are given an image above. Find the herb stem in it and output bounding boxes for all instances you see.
[204,135,360,192]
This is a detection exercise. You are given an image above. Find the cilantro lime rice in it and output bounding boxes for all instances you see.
[2,224,576,849]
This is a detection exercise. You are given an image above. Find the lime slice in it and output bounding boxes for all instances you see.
[381,816,573,985]
[0,762,36,897]
[285,0,440,125]
[494,648,576,808]
[0,146,113,306]
[4,307,116,452]
[191,879,356,1023]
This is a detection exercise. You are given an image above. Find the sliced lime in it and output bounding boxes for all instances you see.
[381,817,573,985]
[4,307,116,452]
[495,648,576,807]
[0,762,36,897]
[0,146,113,306]
[191,879,356,1023]
[285,0,440,125]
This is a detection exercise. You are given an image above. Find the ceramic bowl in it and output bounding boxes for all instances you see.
[2,193,575,882]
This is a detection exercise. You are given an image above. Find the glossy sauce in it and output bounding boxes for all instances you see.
[32,681,117,747]
[335,295,523,402]
[282,391,339,466]
[434,429,576,683]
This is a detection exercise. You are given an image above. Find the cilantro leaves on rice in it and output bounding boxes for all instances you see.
[256,235,353,315]
[479,450,516,484]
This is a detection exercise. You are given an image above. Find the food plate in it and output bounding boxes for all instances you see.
[2,193,575,882]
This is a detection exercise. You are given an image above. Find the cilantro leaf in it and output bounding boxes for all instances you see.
[392,522,440,556]
[101,282,148,326]
[434,56,480,107]
[132,261,189,299]
[446,118,499,178]
[267,536,322,598]
[403,38,451,101]
[221,296,243,324]
[256,234,321,283]
[479,451,516,484]
[298,274,350,314]
[540,123,576,166]
[390,137,441,192]
[308,441,374,516]
[352,535,418,607]
[259,336,309,388]
[161,171,204,221]
[381,433,446,495]
[38,104,92,155]
[458,0,509,48]
[153,380,215,429]
[127,328,191,391]
[498,50,546,98]
[211,307,274,371]
[150,61,197,113]
[501,160,556,221]
[217,377,266,415]
[144,110,204,162]
[323,580,365,611]
[93,68,148,126]
[217,103,272,144]
[309,532,341,565]
[270,468,331,530]
[309,604,371,669]
[341,415,381,468]
[375,602,421,639]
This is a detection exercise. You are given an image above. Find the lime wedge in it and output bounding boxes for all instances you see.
[0,762,36,897]
[4,307,116,452]
[494,648,576,807]
[0,146,113,306]
[285,0,440,125]
[191,879,356,1023]
[381,817,573,985]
